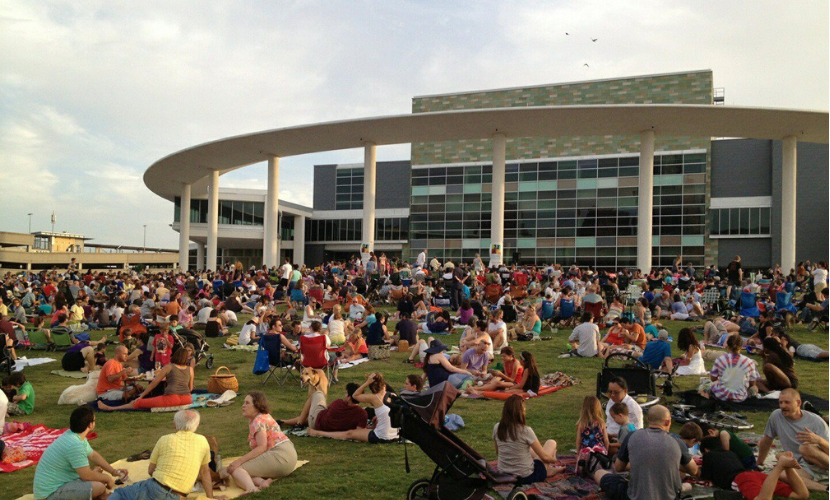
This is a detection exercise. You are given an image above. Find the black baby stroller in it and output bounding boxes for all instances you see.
[171,328,214,369]
[596,352,660,408]
[392,382,533,500]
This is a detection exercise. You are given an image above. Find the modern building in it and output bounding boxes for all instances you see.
[0,231,179,271]
[148,70,827,273]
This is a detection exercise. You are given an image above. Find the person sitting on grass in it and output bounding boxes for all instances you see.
[461,337,492,379]
[422,339,474,389]
[279,382,369,432]
[60,333,109,374]
[401,374,424,395]
[342,330,368,363]
[5,372,34,416]
[464,346,523,393]
[564,311,603,358]
[575,395,610,472]
[98,347,193,411]
[757,389,829,492]
[607,402,636,455]
[33,406,127,500]
[219,392,298,495]
[705,334,760,403]
[594,405,697,500]
[109,410,223,500]
[309,372,399,444]
[492,395,564,483]
[466,350,540,396]
[697,421,758,470]
[699,438,808,500]
[674,327,708,376]
[755,337,798,392]
[635,328,673,373]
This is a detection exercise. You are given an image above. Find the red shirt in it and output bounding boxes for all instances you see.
[314,399,368,432]
[43,284,57,298]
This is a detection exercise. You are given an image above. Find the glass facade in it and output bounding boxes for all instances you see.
[335,168,364,210]
[406,151,708,270]
[174,197,264,226]
[711,207,771,237]
[307,217,409,242]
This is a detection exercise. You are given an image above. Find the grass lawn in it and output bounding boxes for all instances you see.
[4,309,828,500]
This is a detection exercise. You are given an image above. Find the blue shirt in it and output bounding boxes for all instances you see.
[640,340,672,370]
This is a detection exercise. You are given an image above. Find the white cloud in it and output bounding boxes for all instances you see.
[0,0,827,248]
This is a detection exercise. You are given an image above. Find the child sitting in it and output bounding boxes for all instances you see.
[576,396,610,471]
[5,372,34,416]
[608,402,636,454]
[699,436,808,500]
[94,344,108,367]
[153,337,172,368]
[122,328,138,352]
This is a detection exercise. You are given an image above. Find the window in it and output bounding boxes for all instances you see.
[335,168,365,210]
[710,207,771,237]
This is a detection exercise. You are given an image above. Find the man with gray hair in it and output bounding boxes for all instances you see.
[109,410,224,500]
[594,405,698,500]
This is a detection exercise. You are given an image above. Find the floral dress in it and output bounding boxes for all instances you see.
[578,421,608,458]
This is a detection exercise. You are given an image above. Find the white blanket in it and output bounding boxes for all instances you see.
[338,357,370,370]
[13,357,56,372]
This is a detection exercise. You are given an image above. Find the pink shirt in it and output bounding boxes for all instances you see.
[249,413,288,450]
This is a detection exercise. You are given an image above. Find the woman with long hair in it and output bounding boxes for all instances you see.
[511,351,541,394]
[674,327,707,376]
[777,332,829,361]
[493,395,563,483]
[309,372,398,444]
[756,337,798,392]
[575,396,610,467]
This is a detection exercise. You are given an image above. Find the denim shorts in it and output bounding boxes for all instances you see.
[108,478,180,500]
[46,480,93,500]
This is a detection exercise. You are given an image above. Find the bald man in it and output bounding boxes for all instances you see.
[96,345,135,400]
[758,388,829,492]
[595,405,697,500]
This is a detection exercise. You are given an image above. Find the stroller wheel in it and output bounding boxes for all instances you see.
[205,355,215,370]
[407,478,431,500]
[506,489,529,500]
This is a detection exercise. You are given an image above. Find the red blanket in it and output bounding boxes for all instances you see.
[0,424,97,473]
[480,385,567,400]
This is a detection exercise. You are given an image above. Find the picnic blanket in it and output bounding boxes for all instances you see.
[51,369,89,379]
[338,357,370,370]
[491,455,604,500]
[90,390,237,412]
[0,425,97,473]
[467,372,580,400]
[222,343,258,351]
[14,456,309,500]
[12,357,56,372]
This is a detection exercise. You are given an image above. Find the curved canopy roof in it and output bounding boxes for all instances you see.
[144,104,828,201]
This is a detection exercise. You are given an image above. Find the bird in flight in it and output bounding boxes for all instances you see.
[565,32,570,35]
[583,63,590,67]
[591,37,598,42]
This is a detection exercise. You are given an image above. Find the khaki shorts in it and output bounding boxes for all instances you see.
[815,282,827,295]
[307,390,327,430]
[240,440,298,479]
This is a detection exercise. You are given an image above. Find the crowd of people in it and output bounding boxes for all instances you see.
[0,252,828,499]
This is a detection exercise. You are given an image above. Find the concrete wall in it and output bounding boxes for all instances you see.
[717,238,772,269]
[375,161,412,209]
[711,139,772,197]
[313,165,337,210]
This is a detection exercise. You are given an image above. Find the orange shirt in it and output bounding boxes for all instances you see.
[97,359,125,395]
[626,324,647,350]
[165,301,181,317]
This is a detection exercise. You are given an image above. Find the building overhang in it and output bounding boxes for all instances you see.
[145,104,829,202]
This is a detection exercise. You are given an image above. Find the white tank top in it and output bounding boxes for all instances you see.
[373,399,399,440]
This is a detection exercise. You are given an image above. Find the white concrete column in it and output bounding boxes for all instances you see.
[361,143,377,266]
[636,130,656,273]
[294,215,306,267]
[178,183,192,271]
[489,133,506,268]
[781,136,797,273]
[206,169,220,271]
[263,156,280,268]
[196,243,205,271]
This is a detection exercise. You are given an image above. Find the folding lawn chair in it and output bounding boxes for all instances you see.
[740,291,760,318]
[260,334,298,386]
[701,287,722,314]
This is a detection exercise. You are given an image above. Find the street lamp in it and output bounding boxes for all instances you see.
[27,213,32,234]
[143,225,147,253]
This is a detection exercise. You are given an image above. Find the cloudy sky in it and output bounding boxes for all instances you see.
[1,1,827,249]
